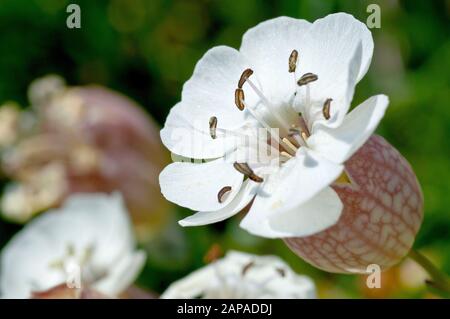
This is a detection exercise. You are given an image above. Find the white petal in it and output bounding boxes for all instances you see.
[160,101,238,159]
[308,94,389,163]
[267,187,343,237]
[240,150,343,238]
[159,158,244,212]
[0,229,65,298]
[93,251,146,297]
[179,179,259,226]
[240,16,311,105]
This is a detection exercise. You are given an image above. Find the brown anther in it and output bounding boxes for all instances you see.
[235,88,245,111]
[217,186,232,203]
[288,50,298,73]
[297,72,318,86]
[209,116,218,139]
[323,98,332,120]
[233,162,264,183]
[238,68,253,88]
[242,261,255,276]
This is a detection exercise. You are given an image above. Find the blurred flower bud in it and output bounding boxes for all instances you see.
[31,283,108,299]
[284,136,423,273]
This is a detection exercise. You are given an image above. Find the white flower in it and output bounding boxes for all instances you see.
[161,251,315,299]
[0,193,146,298]
[159,13,389,238]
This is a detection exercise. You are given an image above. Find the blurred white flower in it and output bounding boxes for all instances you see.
[0,193,145,298]
[161,251,315,299]
[1,162,68,223]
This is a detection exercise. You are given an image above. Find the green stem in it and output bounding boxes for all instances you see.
[408,249,450,296]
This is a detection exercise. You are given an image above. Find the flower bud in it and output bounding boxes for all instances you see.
[284,135,423,273]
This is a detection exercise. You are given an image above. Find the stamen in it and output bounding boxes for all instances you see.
[288,50,298,73]
[301,131,309,142]
[233,162,264,183]
[242,261,255,276]
[249,81,291,132]
[217,186,232,203]
[238,68,254,88]
[281,137,298,154]
[235,89,245,111]
[209,116,218,139]
[323,98,332,120]
[297,73,318,86]
[276,268,286,277]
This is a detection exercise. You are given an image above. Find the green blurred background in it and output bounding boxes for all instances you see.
[0,0,449,298]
